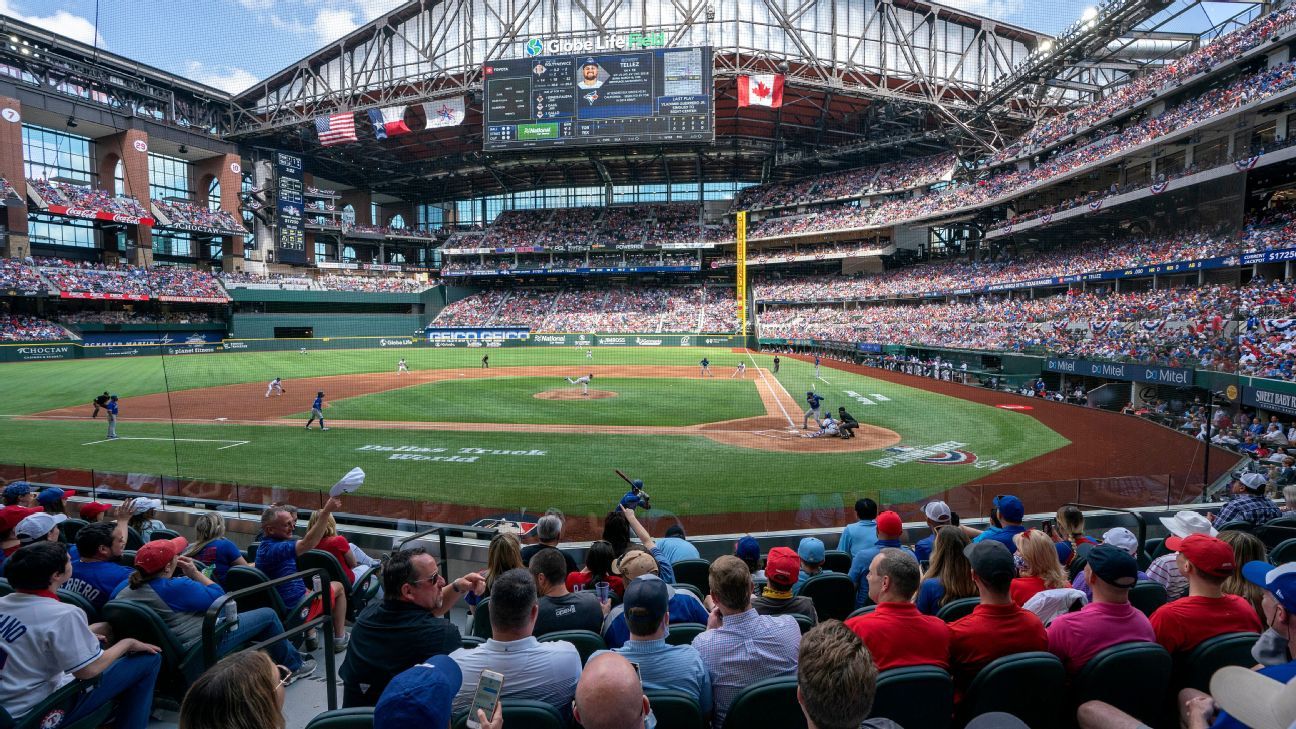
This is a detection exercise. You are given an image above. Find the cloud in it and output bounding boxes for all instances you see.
[269,6,361,45]
[938,0,1027,21]
[0,0,106,47]
[184,60,259,94]
[238,0,275,9]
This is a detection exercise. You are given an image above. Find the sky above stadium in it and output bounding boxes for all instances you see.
[11,0,1264,95]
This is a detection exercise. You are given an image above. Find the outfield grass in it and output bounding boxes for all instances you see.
[296,376,766,426]
[0,347,1071,515]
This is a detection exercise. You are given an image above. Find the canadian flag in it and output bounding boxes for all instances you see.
[737,74,784,108]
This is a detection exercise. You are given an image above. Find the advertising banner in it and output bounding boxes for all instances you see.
[442,265,699,277]
[1044,357,1194,386]
[1243,385,1296,418]
[81,331,226,347]
[45,205,154,227]
[59,291,150,302]
[424,327,531,342]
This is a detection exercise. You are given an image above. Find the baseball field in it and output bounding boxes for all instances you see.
[0,345,1230,531]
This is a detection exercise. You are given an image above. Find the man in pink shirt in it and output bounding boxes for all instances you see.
[1047,545,1155,673]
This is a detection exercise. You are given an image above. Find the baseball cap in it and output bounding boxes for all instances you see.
[1159,510,1218,539]
[1055,540,1074,567]
[797,537,825,565]
[1101,527,1139,556]
[876,511,903,537]
[765,546,800,587]
[1086,544,1140,588]
[15,513,67,545]
[664,524,686,539]
[735,535,760,562]
[133,536,189,574]
[36,488,74,507]
[1240,472,1269,492]
[131,497,162,514]
[1243,561,1296,612]
[78,502,113,519]
[1166,534,1236,579]
[964,540,1015,584]
[992,494,1025,522]
[623,575,670,626]
[1210,665,1296,729]
[616,549,659,580]
[0,506,38,534]
[924,501,952,523]
[2,481,36,500]
[374,655,463,727]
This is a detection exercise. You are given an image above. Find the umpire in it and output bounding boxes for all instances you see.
[91,391,110,418]
[837,407,859,439]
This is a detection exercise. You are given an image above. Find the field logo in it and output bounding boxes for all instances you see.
[380,338,413,347]
[635,338,662,346]
[868,441,978,469]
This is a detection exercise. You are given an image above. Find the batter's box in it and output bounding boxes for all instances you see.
[750,428,805,441]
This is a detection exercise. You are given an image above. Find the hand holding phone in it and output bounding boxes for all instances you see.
[467,670,504,729]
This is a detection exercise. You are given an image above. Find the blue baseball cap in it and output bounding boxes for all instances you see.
[1243,561,1296,613]
[797,537,825,565]
[37,488,74,506]
[992,494,1025,522]
[735,535,760,562]
[3,482,36,500]
[374,654,463,726]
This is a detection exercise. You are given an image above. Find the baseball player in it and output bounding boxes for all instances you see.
[397,359,408,375]
[105,395,119,439]
[730,362,746,379]
[265,377,286,397]
[700,357,711,377]
[814,354,822,377]
[305,391,329,430]
[804,414,840,438]
[91,391,110,418]
[566,373,593,395]
[773,356,780,374]
[837,407,859,439]
[482,354,489,369]
[300,346,308,355]
[586,349,593,360]
[803,391,824,429]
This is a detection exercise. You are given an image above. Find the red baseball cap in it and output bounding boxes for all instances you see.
[1167,534,1236,578]
[134,536,189,574]
[877,510,904,537]
[77,502,113,519]
[765,547,800,587]
[0,506,39,534]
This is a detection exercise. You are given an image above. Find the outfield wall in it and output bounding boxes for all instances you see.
[230,313,426,339]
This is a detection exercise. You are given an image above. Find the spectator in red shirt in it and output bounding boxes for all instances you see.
[1149,534,1262,654]
[1047,545,1155,673]
[1010,529,1070,607]
[950,540,1048,693]
[845,547,951,670]
[307,508,357,583]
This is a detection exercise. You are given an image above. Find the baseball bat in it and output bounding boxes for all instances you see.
[614,469,635,487]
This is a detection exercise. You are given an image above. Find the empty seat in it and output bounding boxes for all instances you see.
[452,699,565,729]
[823,549,853,574]
[959,651,1066,727]
[722,675,804,729]
[1271,538,1296,565]
[1128,581,1168,618]
[870,665,954,729]
[645,690,705,729]
[1072,642,1172,727]
[671,558,711,596]
[795,573,856,622]
[1175,632,1260,692]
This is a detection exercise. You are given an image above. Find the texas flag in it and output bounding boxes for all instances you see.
[367,106,411,140]
[737,74,784,108]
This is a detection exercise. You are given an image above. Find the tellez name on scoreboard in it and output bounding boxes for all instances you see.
[483,47,713,151]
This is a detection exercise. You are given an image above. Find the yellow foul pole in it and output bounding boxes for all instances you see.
[735,210,747,335]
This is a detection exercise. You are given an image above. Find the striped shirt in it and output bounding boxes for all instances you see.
[693,609,800,728]
[1146,553,1189,601]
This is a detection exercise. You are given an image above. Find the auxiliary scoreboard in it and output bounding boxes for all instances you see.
[483,46,713,151]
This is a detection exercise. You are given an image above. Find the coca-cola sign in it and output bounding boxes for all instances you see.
[47,205,154,227]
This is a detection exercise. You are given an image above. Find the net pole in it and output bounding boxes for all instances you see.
[736,211,747,336]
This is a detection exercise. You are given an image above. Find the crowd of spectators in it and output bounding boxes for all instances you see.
[733,153,955,211]
[151,199,247,234]
[464,204,720,251]
[346,223,437,240]
[442,250,700,275]
[30,258,227,299]
[27,179,151,220]
[59,310,217,325]
[217,271,432,293]
[711,241,891,268]
[0,257,46,291]
[0,313,65,340]
[218,272,314,289]
[434,285,736,333]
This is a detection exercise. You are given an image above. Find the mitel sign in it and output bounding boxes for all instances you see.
[524,32,667,56]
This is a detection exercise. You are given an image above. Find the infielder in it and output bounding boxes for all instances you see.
[397,359,408,374]
[566,373,593,395]
[305,391,329,430]
[265,377,286,397]
[91,391,110,418]
[586,349,593,360]
[730,362,746,379]
[482,355,489,369]
[803,390,825,429]
[105,395,119,439]
[300,346,308,355]
[804,414,840,438]
[814,354,822,377]
[700,357,711,377]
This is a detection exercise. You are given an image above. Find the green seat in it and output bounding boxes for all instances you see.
[101,599,206,706]
[1129,581,1168,618]
[0,674,114,729]
[0,578,12,596]
[1176,632,1260,692]
[1073,642,1172,727]
[118,550,136,568]
[470,597,492,639]
[1067,553,1089,582]
[823,549,853,574]
[871,666,953,729]
[936,596,979,622]
[57,588,99,623]
[1256,524,1296,550]
[537,629,606,664]
[60,518,89,545]
[959,651,1066,727]
[1146,537,1168,560]
[645,689,705,729]
[304,707,375,729]
[1217,521,1254,535]
[125,527,145,551]
[847,605,876,619]
[795,573,856,622]
[1272,538,1296,565]
[673,582,706,603]
[299,548,382,621]
[222,566,314,647]
[722,675,805,729]
[792,613,816,634]
[671,558,712,597]
[149,528,181,542]
[665,622,707,646]
[452,699,565,729]
[461,635,486,649]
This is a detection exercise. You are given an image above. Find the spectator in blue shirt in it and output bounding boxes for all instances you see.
[66,500,135,611]
[914,501,953,563]
[962,494,1027,554]
[839,498,878,558]
[255,496,350,652]
[793,537,828,593]
[848,512,910,608]
[184,512,248,584]
[655,524,701,564]
[619,505,675,584]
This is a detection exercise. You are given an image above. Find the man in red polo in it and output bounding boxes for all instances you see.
[1149,534,1262,654]
[844,547,950,670]
[949,540,1047,692]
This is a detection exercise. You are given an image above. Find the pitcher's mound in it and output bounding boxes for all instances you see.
[534,389,618,400]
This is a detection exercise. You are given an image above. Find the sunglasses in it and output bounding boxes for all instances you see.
[275,664,292,688]
[409,570,443,587]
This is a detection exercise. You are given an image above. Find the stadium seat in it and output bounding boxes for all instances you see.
[461,635,485,649]
[469,597,492,639]
[1256,524,1296,550]
[793,613,816,634]
[644,689,705,729]
[57,587,99,623]
[1271,538,1296,565]
[1175,632,1260,692]
[451,699,565,729]
[537,629,605,664]
[118,550,136,568]
[60,517,88,545]
[871,665,954,729]
[222,566,314,646]
[1144,537,1167,560]
[671,558,711,596]
[665,622,706,646]
[958,651,1066,727]
[822,549,852,574]
[936,596,980,622]
[0,674,114,729]
[149,528,181,542]
[847,605,876,619]
[245,542,259,563]
[721,676,805,729]
[1128,581,1168,618]
[1266,514,1296,529]
[795,573,856,621]
[673,582,706,603]
[1067,552,1089,582]
[298,548,381,621]
[125,527,144,551]
[1216,521,1254,535]
[0,578,11,596]
[101,599,207,705]
[304,707,375,729]
[1072,642,1173,727]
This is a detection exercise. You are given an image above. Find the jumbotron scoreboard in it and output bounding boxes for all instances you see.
[483,47,713,151]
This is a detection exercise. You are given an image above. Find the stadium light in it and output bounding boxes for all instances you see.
[1081,6,1099,21]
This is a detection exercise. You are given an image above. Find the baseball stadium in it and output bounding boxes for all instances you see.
[2,0,1296,726]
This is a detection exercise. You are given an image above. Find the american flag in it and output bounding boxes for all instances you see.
[314,113,357,146]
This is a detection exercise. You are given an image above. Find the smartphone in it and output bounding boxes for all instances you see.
[467,669,504,729]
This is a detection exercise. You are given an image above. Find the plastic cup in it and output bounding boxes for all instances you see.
[596,582,610,603]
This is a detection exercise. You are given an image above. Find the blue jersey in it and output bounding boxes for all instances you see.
[312,395,323,410]
[815,355,821,365]
[806,393,824,409]
[66,559,134,611]
[700,359,709,367]
[105,401,118,416]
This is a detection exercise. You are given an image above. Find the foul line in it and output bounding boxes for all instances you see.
[81,437,250,450]
[748,352,795,428]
